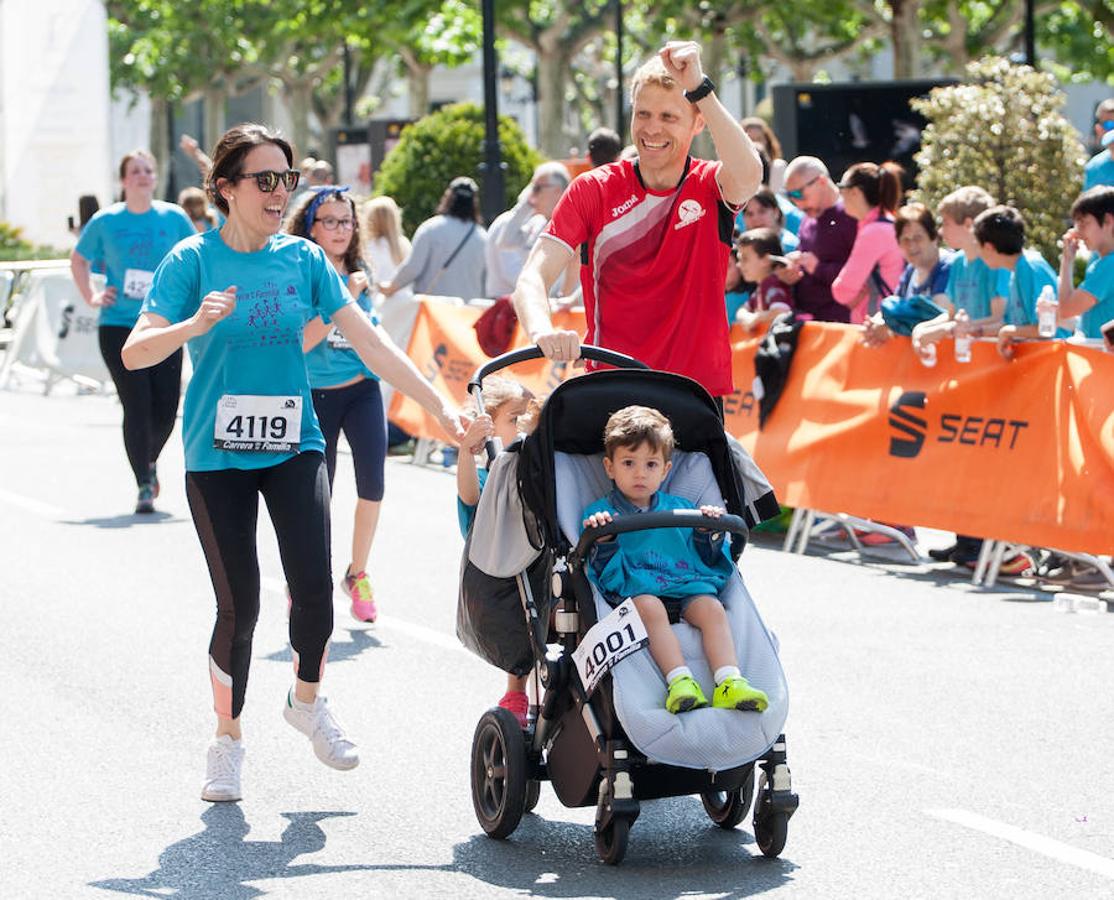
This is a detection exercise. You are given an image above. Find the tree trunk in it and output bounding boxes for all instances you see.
[288,81,313,159]
[397,48,431,118]
[890,0,922,79]
[692,27,729,160]
[537,48,573,159]
[149,96,170,200]
[204,85,226,150]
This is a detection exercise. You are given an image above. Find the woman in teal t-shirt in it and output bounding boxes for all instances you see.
[120,124,466,805]
[70,150,196,513]
[286,186,397,626]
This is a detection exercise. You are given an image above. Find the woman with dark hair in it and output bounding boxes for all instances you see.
[120,124,466,803]
[70,150,196,513]
[741,188,799,252]
[831,161,906,323]
[379,176,488,299]
[285,186,419,623]
[741,116,787,193]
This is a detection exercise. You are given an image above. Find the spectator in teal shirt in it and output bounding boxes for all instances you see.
[973,206,1067,360]
[1053,187,1114,339]
[1083,100,1114,191]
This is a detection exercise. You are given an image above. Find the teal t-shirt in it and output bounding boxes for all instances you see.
[1004,250,1058,328]
[142,230,352,472]
[945,253,1009,320]
[1079,251,1114,339]
[304,283,380,389]
[1083,150,1114,190]
[457,466,489,537]
[74,201,196,327]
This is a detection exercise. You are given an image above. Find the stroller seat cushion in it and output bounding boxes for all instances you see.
[557,450,789,771]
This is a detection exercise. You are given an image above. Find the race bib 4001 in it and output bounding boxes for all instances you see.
[573,598,649,696]
[214,394,302,452]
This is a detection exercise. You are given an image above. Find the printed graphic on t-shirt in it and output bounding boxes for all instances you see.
[674,199,706,230]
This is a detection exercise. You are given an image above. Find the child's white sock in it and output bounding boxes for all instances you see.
[665,666,692,685]
[714,665,741,685]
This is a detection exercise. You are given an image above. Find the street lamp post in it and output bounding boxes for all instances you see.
[614,0,625,136]
[480,0,504,225]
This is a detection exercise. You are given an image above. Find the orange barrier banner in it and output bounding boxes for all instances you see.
[392,302,1114,554]
[388,300,587,436]
[727,325,1114,555]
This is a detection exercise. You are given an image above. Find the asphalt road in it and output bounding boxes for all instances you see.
[2,383,1113,899]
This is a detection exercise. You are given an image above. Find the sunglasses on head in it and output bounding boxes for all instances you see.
[785,174,820,201]
[234,169,301,192]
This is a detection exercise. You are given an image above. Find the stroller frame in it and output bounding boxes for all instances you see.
[465,346,798,865]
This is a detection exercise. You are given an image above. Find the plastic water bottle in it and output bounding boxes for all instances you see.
[1037,284,1058,338]
[954,332,972,363]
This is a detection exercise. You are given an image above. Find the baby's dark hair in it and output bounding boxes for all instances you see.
[602,406,674,461]
[973,205,1025,255]
[737,227,783,258]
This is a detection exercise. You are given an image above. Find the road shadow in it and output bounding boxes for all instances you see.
[62,511,183,529]
[263,627,383,666]
[89,807,372,899]
[450,796,797,898]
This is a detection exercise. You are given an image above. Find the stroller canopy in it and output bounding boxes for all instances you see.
[517,369,749,554]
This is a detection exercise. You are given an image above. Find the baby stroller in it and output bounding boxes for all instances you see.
[457,345,798,865]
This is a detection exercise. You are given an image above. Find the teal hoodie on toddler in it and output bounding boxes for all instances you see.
[582,489,735,604]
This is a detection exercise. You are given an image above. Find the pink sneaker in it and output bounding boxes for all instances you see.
[498,691,529,729]
[345,569,377,623]
[856,525,915,546]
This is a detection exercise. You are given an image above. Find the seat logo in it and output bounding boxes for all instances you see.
[889,391,927,458]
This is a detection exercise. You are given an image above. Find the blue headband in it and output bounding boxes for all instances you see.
[305,185,350,231]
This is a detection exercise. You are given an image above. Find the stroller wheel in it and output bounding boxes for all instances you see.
[471,708,528,839]
[524,779,541,813]
[594,816,630,865]
[701,768,754,829]
[753,772,790,858]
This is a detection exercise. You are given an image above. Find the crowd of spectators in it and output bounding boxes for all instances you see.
[721,100,1114,588]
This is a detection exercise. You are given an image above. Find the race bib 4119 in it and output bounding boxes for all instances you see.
[214,394,302,452]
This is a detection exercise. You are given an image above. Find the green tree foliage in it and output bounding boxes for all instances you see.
[374,103,541,235]
[911,57,1087,264]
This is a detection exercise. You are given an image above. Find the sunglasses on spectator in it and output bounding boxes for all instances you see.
[316,216,354,231]
[233,169,301,192]
[785,174,821,201]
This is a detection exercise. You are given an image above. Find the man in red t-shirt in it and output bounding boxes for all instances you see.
[512,41,762,398]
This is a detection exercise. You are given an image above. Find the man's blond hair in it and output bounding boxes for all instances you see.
[629,56,680,102]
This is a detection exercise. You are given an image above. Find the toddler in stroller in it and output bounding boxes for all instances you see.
[582,404,769,715]
[457,345,798,865]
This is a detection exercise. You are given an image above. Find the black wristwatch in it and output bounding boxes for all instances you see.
[684,76,716,104]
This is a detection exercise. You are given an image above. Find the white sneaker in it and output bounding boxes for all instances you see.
[202,734,244,802]
[282,690,360,771]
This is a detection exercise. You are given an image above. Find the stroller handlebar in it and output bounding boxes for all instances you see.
[468,343,648,394]
[467,344,649,464]
[571,510,749,563]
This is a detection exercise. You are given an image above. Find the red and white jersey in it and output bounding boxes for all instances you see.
[542,157,737,396]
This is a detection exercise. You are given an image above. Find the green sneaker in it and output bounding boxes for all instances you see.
[665,675,709,714]
[713,676,768,712]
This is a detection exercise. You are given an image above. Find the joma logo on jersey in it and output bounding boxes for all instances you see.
[611,194,639,218]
